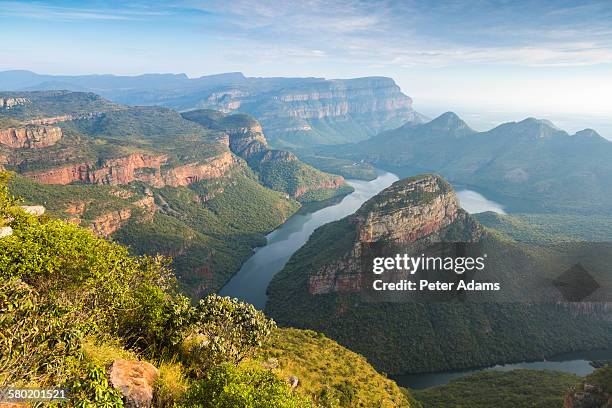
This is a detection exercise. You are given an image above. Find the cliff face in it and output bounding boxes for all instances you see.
[176,77,424,147]
[91,208,132,237]
[0,125,62,148]
[162,151,236,187]
[308,174,481,295]
[181,110,348,200]
[272,77,413,119]
[25,151,235,188]
[353,175,460,243]
[564,366,612,408]
[0,97,30,109]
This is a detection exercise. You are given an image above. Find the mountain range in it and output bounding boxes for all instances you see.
[0,90,351,298]
[0,70,426,149]
[320,112,612,214]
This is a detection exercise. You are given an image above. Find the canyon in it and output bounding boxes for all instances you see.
[0,72,426,147]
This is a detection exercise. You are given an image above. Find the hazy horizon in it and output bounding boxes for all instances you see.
[1,0,611,137]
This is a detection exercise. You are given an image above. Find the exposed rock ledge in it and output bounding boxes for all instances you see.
[308,174,482,295]
[25,151,235,188]
[0,126,62,148]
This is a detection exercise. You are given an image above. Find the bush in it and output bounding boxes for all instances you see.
[181,295,276,378]
[180,364,310,408]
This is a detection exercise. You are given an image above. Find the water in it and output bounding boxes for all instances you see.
[393,348,612,389]
[219,170,399,309]
[218,173,607,390]
[456,189,506,214]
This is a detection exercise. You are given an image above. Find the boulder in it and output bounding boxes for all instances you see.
[19,205,45,216]
[108,359,159,408]
[288,375,299,391]
[0,226,13,238]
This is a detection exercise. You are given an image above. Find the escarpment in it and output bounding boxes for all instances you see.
[24,151,235,187]
[307,174,481,295]
[182,110,349,200]
[353,175,463,243]
[0,125,62,148]
[272,77,414,119]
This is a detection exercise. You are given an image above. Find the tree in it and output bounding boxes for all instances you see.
[181,295,276,377]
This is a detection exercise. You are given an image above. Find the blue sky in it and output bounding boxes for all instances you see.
[1,0,611,133]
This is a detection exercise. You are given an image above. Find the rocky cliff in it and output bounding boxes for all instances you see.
[181,110,349,201]
[272,77,413,119]
[353,175,461,243]
[308,174,481,295]
[219,77,424,146]
[266,174,612,375]
[24,151,235,188]
[0,97,30,109]
[564,366,612,408]
[0,125,62,148]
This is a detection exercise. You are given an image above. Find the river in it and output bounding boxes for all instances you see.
[392,348,612,389]
[219,170,399,309]
[219,172,507,310]
[220,172,603,389]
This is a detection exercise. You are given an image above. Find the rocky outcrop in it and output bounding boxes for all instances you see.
[25,153,167,185]
[564,381,611,407]
[294,177,345,199]
[108,359,159,408]
[308,175,482,295]
[0,126,62,148]
[0,226,13,238]
[353,175,460,243]
[0,97,29,109]
[27,115,73,125]
[91,208,132,237]
[162,151,235,187]
[19,205,45,216]
[27,150,235,188]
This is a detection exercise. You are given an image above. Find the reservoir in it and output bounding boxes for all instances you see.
[219,170,399,309]
[219,172,604,389]
[392,348,612,389]
[220,175,509,309]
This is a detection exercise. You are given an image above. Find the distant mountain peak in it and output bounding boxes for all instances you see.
[573,128,603,139]
[423,111,473,136]
[491,117,567,139]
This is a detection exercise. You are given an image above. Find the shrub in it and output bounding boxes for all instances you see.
[181,295,276,377]
[180,364,310,408]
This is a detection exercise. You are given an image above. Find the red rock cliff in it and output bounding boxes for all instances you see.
[0,126,62,148]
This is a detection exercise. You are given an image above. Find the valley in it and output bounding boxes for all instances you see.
[2,72,611,408]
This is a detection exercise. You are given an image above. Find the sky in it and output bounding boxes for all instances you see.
[1,0,611,135]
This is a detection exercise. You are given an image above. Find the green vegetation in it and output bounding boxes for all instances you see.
[413,370,579,408]
[586,365,612,394]
[298,155,377,180]
[181,364,311,408]
[0,171,415,407]
[0,90,119,122]
[115,164,300,295]
[261,328,410,407]
[321,113,612,214]
[9,174,148,223]
[266,178,612,375]
[476,211,612,243]
[182,109,352,202]
[73,105,209,142]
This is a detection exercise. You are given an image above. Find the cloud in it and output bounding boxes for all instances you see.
[0,1,171,21]
[183,0,612,68]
